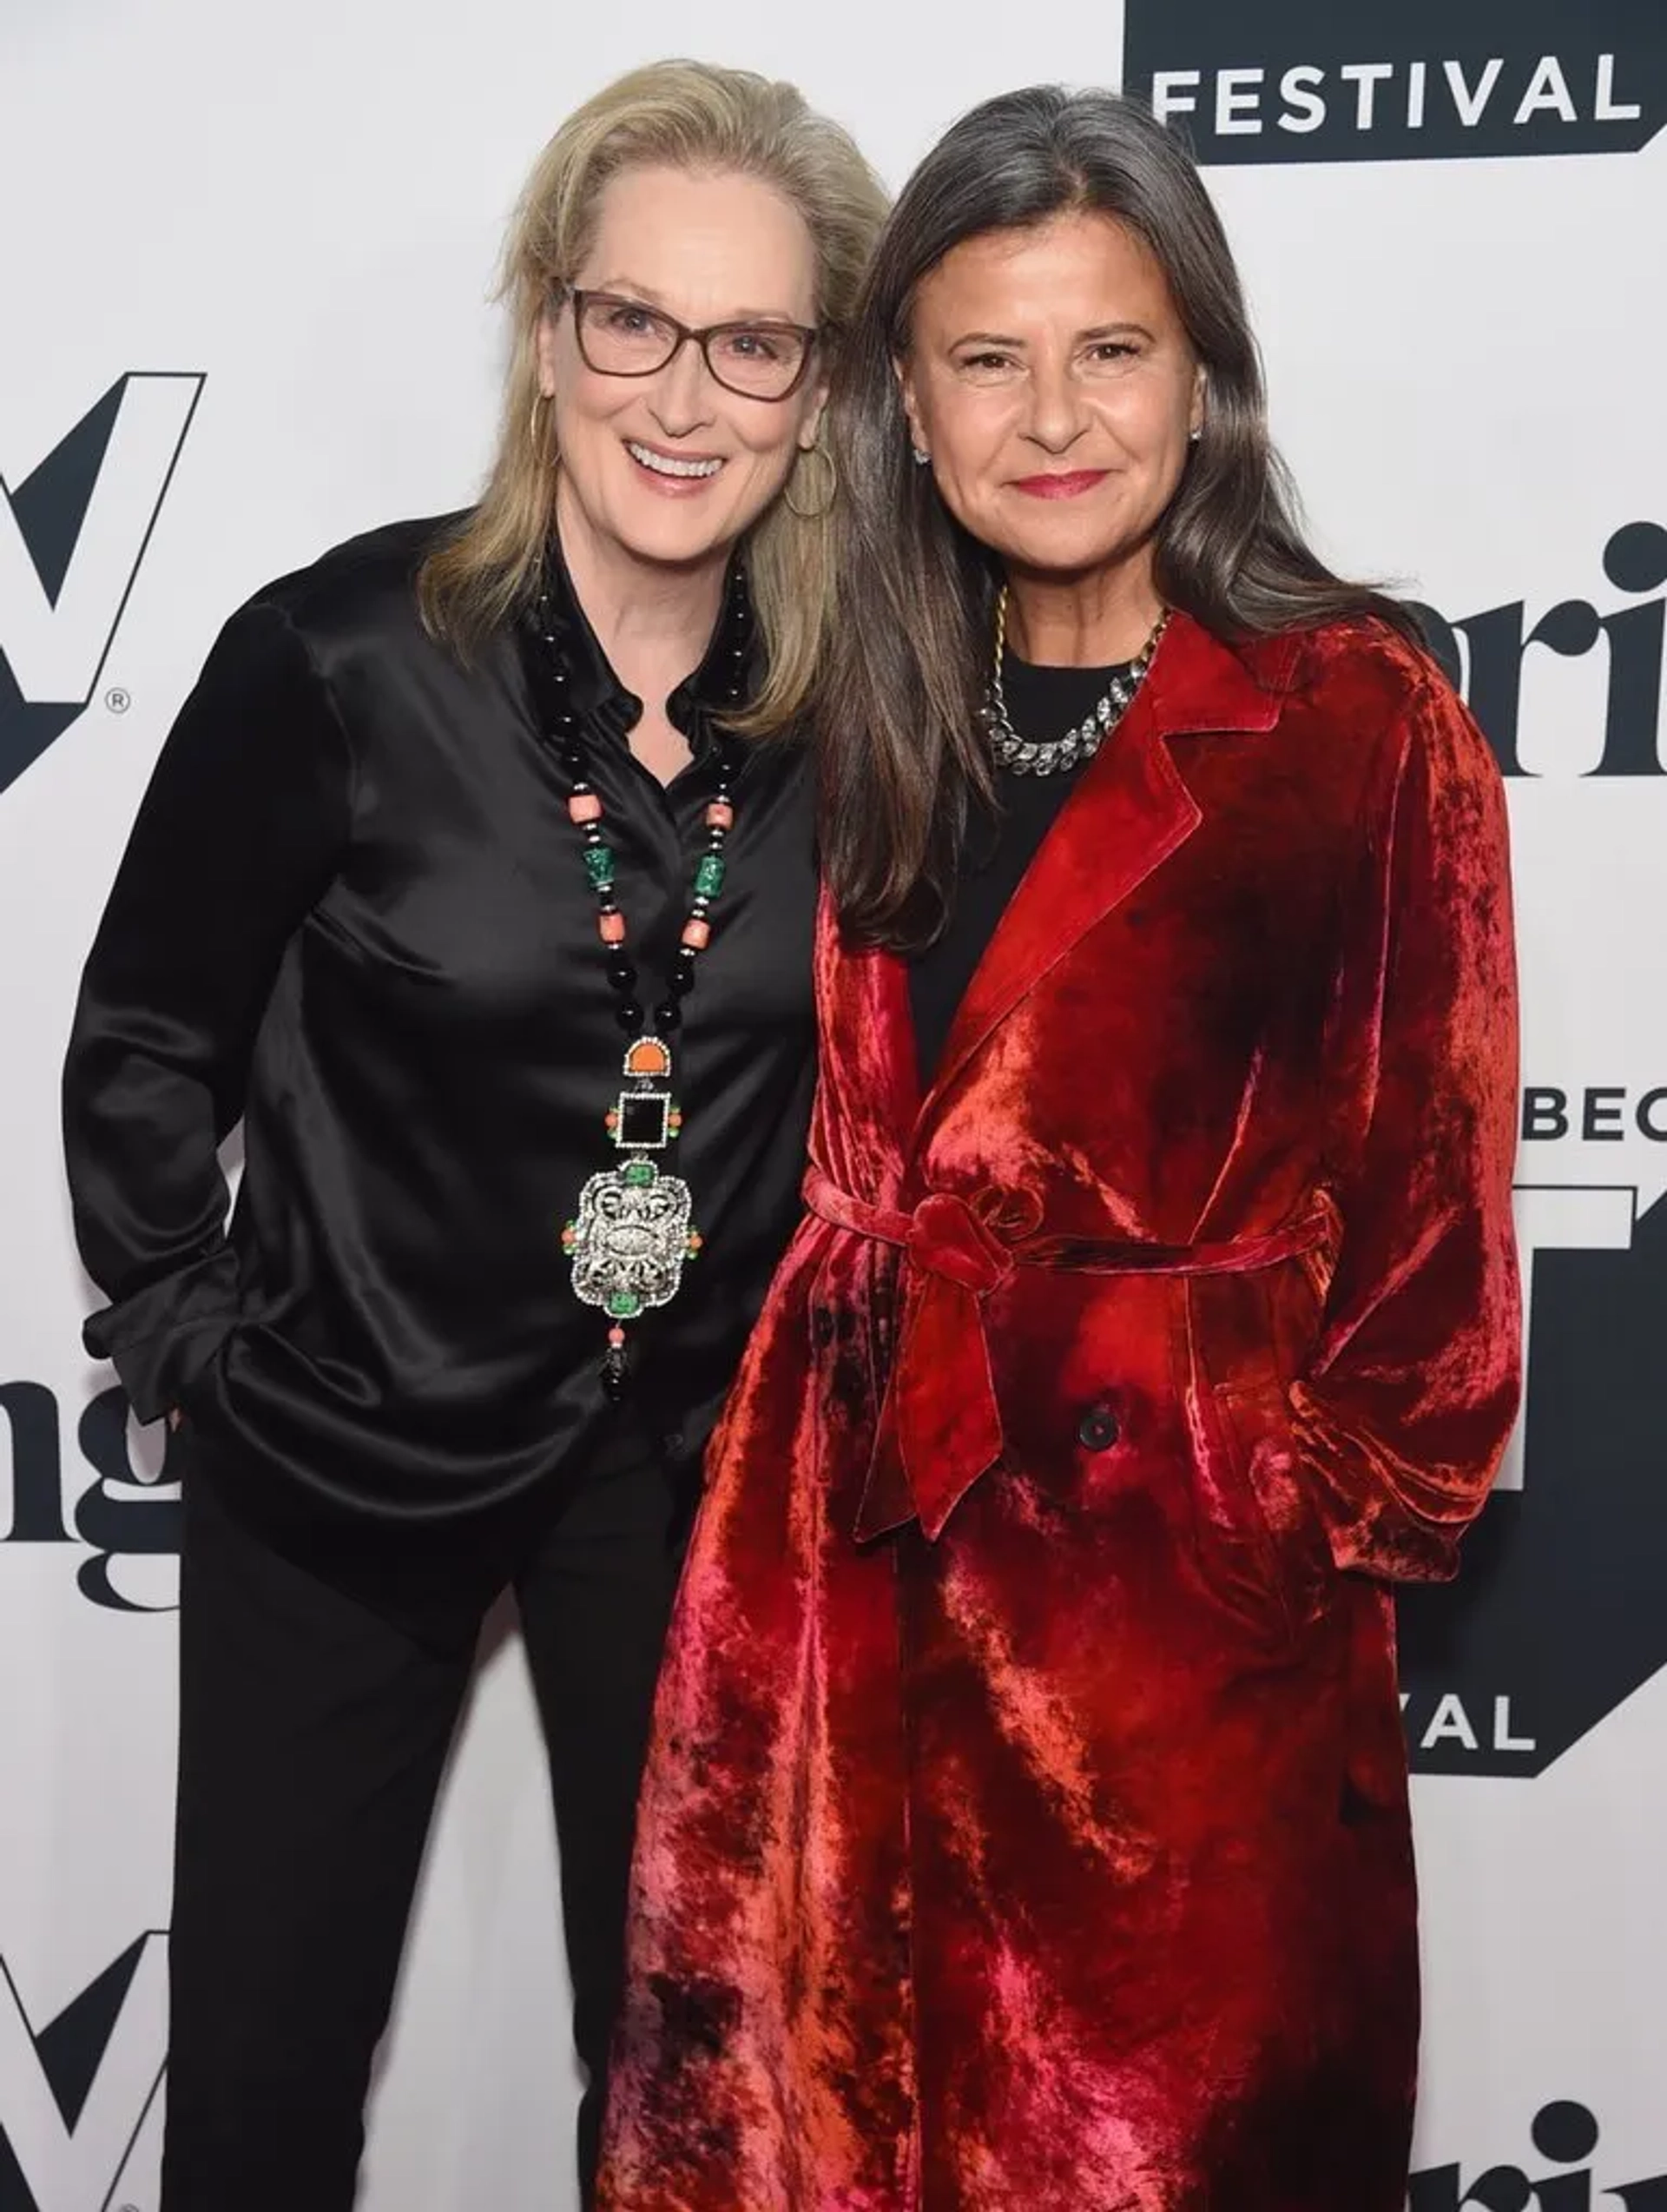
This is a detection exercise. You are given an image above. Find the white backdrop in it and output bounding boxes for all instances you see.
[2,3,1664,2207]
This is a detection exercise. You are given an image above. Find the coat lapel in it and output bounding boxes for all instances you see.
[924,614,1300,1112]
[814,890,919,1206]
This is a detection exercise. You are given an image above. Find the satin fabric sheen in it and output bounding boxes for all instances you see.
[63,518,817,1538]
[596,612,1523,2211]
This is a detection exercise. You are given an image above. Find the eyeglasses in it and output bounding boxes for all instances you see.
[566,289,821,402]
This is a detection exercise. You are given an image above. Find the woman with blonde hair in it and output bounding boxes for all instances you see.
[62,58,886,2211]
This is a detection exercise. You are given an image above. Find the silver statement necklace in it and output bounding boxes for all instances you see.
[981,588,1170,776]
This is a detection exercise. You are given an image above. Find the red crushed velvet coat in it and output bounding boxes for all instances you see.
[596,612,1522,2212]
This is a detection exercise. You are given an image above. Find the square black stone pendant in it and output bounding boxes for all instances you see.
[615,1089,672,1149]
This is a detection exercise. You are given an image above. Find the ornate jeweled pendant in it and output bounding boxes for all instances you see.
[562,1036,702,1393]
[564,1154,696,1321]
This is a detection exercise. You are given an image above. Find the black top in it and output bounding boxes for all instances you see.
[911,653,1133,1086]
[63,516,818,1535]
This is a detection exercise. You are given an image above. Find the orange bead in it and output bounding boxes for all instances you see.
[681,917,711,951]
[568,792,603,824]
[704,801,735,831]
[598,913,627,946]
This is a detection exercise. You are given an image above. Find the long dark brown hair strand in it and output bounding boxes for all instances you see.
[820,85,1420,952]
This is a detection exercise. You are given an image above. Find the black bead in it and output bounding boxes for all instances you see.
[656,1000,682,1032]
[607,956,638,990]
[601,1356,628,1403]
[615,999,644,1031]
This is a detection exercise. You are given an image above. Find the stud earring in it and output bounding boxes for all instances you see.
[911,446,930,466]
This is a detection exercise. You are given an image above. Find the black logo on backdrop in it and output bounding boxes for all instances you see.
[1413,522,1667,782]
[1408,2101,1667,2210]
[1398,1183,1667,1777]
[0,373,202,796]
[0,1935,166,2211]
[0,1383,179,1613]
[1396,525,1667,1775]
[1124,0,1666,167]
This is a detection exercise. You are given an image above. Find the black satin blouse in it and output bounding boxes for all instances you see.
[62,515,818,1529]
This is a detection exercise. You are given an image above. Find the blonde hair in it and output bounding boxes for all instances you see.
[418,59,888,735]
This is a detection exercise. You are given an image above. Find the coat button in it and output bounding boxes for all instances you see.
[1076,1402,1121,1452]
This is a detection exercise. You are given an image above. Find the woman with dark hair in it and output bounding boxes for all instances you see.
[598,87,1520,2212]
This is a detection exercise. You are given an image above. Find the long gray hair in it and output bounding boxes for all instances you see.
[820,84,1416,950]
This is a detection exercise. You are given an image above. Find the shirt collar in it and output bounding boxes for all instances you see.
[530,532,757,753]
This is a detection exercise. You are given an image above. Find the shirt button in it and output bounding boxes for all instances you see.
[1076,1403,1121,1452]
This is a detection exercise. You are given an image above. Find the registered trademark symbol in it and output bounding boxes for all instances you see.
[105,687,131,715]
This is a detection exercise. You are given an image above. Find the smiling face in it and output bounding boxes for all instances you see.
[538,163,827,578]
[898,209,1204,595]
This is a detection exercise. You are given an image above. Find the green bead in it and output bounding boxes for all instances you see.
[606,1289,642,1318]
[583,846,616,890]
[694,853,726,900]
[623,1159,656,1187]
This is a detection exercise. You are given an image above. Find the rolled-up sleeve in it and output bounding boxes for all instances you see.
[63,597,352,1423]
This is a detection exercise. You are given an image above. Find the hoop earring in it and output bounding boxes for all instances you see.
[529,392,550,450]
[783,440,836,520]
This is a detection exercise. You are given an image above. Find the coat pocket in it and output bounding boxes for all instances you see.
[1206,1375,1335,1637]
[1183,1265,1335,1642]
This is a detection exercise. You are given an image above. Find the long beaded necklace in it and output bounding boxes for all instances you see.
[531,566,750,1400]
[981,587,1168,776]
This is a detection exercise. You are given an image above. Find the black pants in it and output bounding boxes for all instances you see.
[161,1446,691,2211]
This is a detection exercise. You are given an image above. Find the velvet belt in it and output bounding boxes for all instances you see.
[801,1167,1333,1543]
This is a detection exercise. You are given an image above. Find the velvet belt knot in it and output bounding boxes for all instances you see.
[802,1166,1334,1545]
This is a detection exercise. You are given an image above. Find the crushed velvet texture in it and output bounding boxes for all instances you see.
[596,614,1522,2211]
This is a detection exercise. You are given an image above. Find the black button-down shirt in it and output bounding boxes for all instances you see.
[63,514,818,1535]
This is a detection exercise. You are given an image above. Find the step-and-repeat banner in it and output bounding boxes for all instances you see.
[3,3,1664,2206]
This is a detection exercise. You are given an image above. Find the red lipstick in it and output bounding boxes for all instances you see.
[1011,470,1109,499]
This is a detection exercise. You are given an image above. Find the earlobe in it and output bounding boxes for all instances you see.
[535,313,559,400]
[894,364,926,456]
